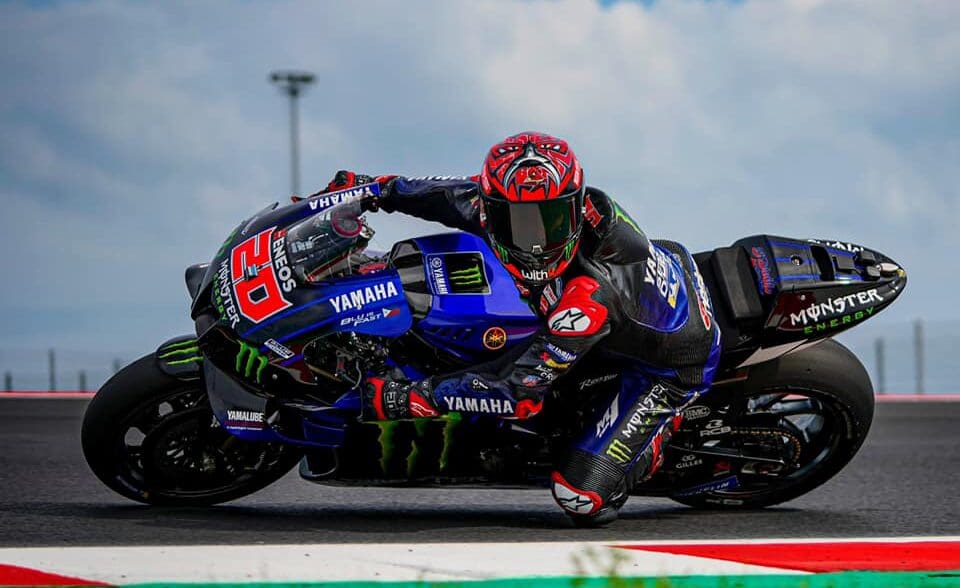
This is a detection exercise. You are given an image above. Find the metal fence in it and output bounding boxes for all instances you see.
[0,318,955,393]
[837,318,957,395]
[0,348,130,392]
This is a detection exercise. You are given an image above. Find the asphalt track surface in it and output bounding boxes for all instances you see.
[1,399,957,547]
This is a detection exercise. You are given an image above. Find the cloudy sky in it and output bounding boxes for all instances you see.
[1,0,957,364]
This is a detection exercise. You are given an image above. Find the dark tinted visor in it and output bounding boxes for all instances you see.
[485,196,578,254]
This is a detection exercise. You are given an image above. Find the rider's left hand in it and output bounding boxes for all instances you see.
[324,170,376,194]
[295,170,393,209]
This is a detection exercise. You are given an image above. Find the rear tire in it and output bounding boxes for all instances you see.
[670,339,874,509]
[82,354,301,506]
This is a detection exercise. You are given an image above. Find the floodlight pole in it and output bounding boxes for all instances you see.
[270,71,315,196]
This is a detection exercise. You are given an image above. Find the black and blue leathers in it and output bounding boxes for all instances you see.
[327,174,721,522]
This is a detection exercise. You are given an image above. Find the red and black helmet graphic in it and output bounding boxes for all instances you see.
[477,132,586,285]
[480,132,583,202]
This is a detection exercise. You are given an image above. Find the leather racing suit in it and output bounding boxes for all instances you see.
[342,175,722,522]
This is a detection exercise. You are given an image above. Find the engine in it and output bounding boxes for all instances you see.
[303,332,390,397]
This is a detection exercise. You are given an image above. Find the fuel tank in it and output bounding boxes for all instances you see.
[391,232,539,361]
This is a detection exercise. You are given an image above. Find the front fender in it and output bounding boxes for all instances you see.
[156,335,203,380]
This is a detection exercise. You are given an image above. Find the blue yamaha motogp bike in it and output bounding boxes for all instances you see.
[82,184,906,513]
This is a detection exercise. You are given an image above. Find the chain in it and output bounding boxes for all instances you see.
[729,427,803,468]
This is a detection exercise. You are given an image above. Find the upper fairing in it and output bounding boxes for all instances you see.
[199,185,416,386]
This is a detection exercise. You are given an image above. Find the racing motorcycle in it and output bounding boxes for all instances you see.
[82,183,907,515]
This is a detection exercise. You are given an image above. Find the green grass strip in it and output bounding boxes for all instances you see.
[125,569,960,588]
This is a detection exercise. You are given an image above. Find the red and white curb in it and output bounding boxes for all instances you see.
[875,394,960,402]
[0,537,957,585]
[0,391,95,399]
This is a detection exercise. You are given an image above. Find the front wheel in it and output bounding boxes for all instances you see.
[668,339,874,509]
[81,354,302,506]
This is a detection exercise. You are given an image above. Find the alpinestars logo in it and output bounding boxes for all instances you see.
[552,478,597,515]
[557,493,593,513]
[548,307,592,334]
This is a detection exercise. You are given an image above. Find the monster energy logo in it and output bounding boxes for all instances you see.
[445,253,490,294]
[236,341,268,383]
[158,339,202,366]
[374,413,461,478]
[612,202,643,236]
[216,227,239,258]
[606,438,632,464]
[449,266,483,286]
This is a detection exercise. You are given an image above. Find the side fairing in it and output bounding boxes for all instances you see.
[411,232,540,360]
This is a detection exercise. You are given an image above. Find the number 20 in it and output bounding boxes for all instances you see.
[230,229,291,323]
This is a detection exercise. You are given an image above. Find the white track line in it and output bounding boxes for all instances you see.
[3,538,958,584]
[0,542,803,584]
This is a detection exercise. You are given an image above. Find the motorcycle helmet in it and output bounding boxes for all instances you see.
[479,132,585,285]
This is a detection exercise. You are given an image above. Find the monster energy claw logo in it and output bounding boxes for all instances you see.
[612,201,642,235]
[606,438,632,464]
[158,339,203,366]
[236,341,268,383]
[449,266,483,286]
[374,414,461,477]
[431,253,490,295]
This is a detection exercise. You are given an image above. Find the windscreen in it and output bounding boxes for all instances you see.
[285,201,371,283]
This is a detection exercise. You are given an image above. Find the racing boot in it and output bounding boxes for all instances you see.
[551,378,690,526]
[362,377,440,420]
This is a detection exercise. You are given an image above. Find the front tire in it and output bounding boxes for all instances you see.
[670,339,874,509]
[82,354,301,506]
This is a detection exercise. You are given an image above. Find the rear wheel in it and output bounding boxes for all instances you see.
[82,354,301,505]
[668,339,874,508]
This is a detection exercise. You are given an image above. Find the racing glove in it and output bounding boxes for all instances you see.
[301,170,397,211]
[363,376,440,420]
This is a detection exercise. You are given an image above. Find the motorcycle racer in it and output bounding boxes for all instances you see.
[309,132,721,525]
